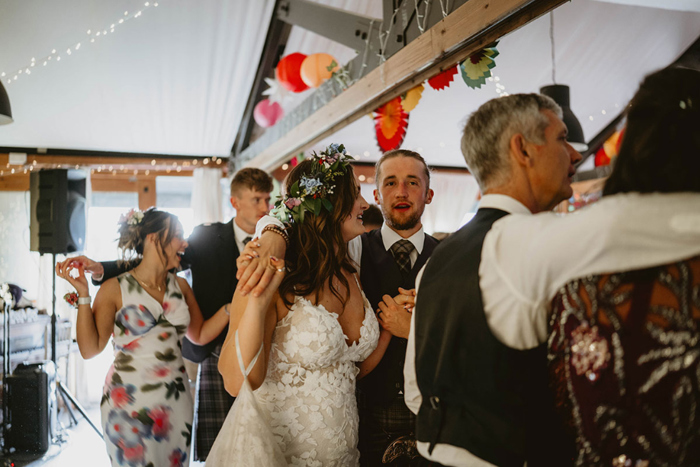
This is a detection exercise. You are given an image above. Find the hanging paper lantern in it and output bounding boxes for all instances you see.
[374,97,409,152]
[460,46,499,89]
[427,65,458,91]
[253,99,284,128]
[276,53,309,93]
[300,53,339,88]
[594,146,611,167]
[401,84,424,113]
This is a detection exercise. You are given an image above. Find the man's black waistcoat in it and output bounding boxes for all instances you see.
[414,208,573,467]
[357,229,438,407]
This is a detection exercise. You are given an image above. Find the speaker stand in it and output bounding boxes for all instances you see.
[1,298,13,465]
[49,254,103,440]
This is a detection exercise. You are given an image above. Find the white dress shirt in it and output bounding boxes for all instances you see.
[233,218,254,254]
[256,215,426,274]
[405,192,700,466]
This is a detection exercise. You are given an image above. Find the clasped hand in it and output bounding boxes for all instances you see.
[376,287,416,339]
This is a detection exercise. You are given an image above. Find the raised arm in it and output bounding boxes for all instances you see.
[219,257,286,396]
[56,261,118,359]
[179,276,230,346]
[56,255,126,285]
[236,216,288,297]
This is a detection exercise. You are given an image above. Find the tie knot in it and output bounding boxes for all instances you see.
[390,239,414,256]
[243,236,253,246]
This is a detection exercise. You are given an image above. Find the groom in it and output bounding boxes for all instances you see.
[243,148,438,466]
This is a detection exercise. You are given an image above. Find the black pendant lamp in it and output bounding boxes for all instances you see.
[541,12,586,152]
[0,81,12,125]
[540,84,586,151]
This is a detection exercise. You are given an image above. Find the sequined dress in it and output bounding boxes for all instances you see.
[548,256,700,466]
[207,286,380,466]
[100,272,193,467]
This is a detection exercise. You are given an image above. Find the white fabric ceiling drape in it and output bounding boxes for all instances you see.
[0,0,275,156]
[192,167,223,225]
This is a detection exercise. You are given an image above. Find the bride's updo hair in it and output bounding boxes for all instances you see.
[117,207,180,269]
[279,159,359,309]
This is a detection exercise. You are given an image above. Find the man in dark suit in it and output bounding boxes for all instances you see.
[242,149,437,466]
[65,168,273,461]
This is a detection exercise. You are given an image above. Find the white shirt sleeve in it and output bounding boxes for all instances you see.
[254,215,285,239]
[404,263,427,415]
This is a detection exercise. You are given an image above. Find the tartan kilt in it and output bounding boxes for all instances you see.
[358,390,416,466]
[193,344,235,461]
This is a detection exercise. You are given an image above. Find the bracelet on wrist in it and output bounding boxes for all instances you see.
[223,303,230,316]
[78,296,91,306]
[261,224,290,246]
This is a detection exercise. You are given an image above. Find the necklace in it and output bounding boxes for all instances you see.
[131,269,165,292]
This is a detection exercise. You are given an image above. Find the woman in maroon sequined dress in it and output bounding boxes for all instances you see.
[548,67,700,467]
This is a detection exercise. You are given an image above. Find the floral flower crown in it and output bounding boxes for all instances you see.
[271,143,354,224]
[118,208,144,226]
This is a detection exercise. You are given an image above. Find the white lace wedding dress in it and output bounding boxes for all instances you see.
[206,285,380,467]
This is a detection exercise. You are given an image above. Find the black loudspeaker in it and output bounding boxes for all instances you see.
[6,361,57,454]
[30,169,87,254]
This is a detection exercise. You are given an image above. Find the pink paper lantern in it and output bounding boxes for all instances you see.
[253,99,284,128]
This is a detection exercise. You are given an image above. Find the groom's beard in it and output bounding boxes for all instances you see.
[385,210,421,232]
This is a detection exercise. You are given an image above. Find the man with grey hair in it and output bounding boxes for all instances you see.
[403,93,581,466]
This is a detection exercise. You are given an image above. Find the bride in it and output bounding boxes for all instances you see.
[206,144,391,466]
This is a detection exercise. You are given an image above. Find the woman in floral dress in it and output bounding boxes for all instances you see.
[57,208,231,467]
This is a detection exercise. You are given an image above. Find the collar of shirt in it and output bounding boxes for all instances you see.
[232,218,254,251]
[380,223,425,254]
[477,194,532,215]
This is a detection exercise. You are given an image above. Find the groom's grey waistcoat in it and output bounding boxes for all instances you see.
[357,228,438,407]
[414,208,573,467]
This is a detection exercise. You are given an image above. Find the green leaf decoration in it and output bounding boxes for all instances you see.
[174,324,187,335]
[146,463,154,467]
[169,292,183,300]
[313,199,322,216]
[141,383,164,392]
[326,60,337,72]
[115,364,137,372]
[321,198,333,212]
[111,372,123,385]
[100,393,110,407]
[156,348,177,362]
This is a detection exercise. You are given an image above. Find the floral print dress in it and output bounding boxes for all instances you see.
[100,272,193,467]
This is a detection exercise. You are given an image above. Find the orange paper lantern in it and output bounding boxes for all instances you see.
[300,53,339,88]
[276,53,309,93]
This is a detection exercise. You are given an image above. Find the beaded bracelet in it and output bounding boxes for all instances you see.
[261,224,290,247]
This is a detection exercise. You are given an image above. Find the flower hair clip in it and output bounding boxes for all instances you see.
[272,143,354,224]
[119,208,144,226]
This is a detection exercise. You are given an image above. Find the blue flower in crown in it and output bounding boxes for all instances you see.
[272,143,354,224]
[299,176,323,193]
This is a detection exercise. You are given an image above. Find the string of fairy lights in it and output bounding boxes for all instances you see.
[2,1,162,86]
[0,156,225,178]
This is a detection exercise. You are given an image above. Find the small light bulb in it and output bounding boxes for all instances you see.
[96,31,101,36]
[31,57,35,61]
[0,73,4,77]
[119,19,124,24]
[282,164,289,170]
[176,167,182,173]
[76,43,81,49]
[124,11,128,15]
[151,160,156,166]
[87,29,91,34]
[494,76,500,82]
[589,116,594,121]
[57,56,61,61]
[358,175,366,182]
[145,170,150,175]
[363,151,370,157]
[52,49,56,54]
[67,49,71,55]
[204,158,210,165]
[145,1,150,5]
[601,110,606,115]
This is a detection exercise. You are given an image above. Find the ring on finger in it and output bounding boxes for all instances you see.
[276,267,286,273]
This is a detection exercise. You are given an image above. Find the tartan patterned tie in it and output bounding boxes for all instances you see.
[390,239,415,276]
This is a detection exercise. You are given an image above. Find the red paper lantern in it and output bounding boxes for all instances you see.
[300,53,338,88]
[276,53,309,93]
[594,146,610,167]
[253,99,284,128]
